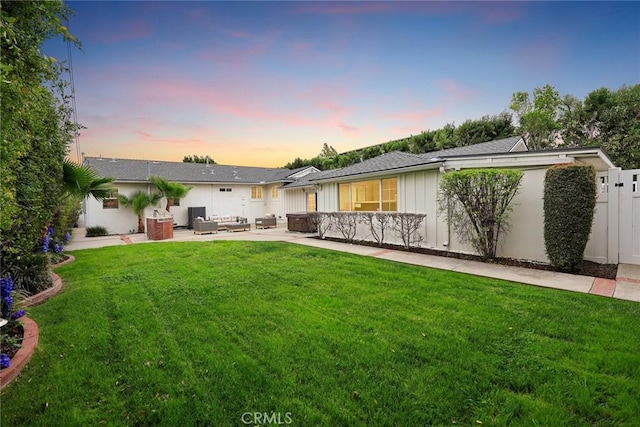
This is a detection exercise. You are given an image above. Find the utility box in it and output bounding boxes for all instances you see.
[187,206,206,229]
[146,216,174,240]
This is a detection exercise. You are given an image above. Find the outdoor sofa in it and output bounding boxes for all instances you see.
[193,217,218,235]
[255,214,277,229]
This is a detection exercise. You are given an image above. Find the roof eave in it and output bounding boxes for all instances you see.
[310,161,444,183]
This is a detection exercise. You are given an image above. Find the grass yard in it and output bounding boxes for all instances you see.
[1,241,639,426]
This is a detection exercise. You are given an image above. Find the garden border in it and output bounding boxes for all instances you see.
[0,317,38,390]
[0,256,72,390]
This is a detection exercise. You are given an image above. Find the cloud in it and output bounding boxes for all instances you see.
[437,78,479,104]
[87,19,152,44]
[294,1,524,24]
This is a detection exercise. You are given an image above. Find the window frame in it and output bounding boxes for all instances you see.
[251,186,263,200]
[338,177,397,212]
[102,190,119,209]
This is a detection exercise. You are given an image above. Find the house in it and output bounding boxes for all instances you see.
[83,136,638,266]
[82,156,320,235]
[307,136,619,265]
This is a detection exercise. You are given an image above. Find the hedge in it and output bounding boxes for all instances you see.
[543,163,597,272]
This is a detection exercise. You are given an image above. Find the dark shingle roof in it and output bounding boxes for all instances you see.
[310,151,441,181]
[420,136,525,159]
[84,157,301,184]
[309,136,525,181]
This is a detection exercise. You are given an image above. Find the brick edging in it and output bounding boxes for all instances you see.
[0,317,39,390]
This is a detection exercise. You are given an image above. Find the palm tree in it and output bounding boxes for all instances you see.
[118,191,162,233]
[149,176,192,212]
[62,159,115,201]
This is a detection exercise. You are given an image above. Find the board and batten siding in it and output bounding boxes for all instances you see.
[315,165,611,265]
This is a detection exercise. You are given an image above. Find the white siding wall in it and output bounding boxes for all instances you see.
[84,183,152,235]
[85,182,311,234]
[316,166,612,264]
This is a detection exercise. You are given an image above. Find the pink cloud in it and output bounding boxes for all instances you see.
[88,19,152,44]
[384,108,444,123]
[437,79,479,104]
[295,1,524,24]
[338,123,360,135]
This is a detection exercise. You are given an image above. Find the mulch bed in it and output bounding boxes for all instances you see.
[314,236,619,280]
[1,323,24,360]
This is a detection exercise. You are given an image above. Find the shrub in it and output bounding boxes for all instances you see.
[392,213,426,249]
[438,169,523,259]
[359,212,393,246]
[86,226,109,237]
[543,164,597,272]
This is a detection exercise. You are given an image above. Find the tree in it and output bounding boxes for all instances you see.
[453,113,515,147]
[118,191,162,233]
[149,176,192,211]
[183,155,216,164]
[1,0,80,294]
[63,159,115,201]
[510,85,561,150]
[319,143,338,158]
[438,169,523,259]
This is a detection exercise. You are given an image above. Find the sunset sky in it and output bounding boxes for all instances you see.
[44,1,640,167]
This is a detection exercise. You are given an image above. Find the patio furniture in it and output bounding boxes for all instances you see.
[226,222,251,232]
[193,217,218,235]
[255,214,277,229]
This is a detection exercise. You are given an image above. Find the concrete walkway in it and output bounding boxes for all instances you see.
[65,225,640,303]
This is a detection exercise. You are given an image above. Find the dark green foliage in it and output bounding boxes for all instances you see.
[182,154,216,164]
[439,169,524,259]
[0,1,80,294]
[543,164,597,272]
[283,114,515,170]
[85,226,109,237]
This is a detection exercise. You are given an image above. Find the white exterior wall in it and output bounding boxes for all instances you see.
[85,182,310,235]
[84,183,153,235]
[316,163,612,264]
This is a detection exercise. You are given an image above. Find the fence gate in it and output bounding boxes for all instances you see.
[619,170,640,264]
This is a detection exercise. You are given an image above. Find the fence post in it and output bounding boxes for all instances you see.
[607,168,620,264]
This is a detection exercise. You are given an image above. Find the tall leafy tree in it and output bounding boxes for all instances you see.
[118,191,162,233]
[149,176,193,212]
[510,85,561,150]
[1,0,80,293]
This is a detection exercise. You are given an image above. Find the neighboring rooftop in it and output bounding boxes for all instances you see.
[84,157,316,184]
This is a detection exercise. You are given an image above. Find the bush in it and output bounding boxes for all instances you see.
[86,226,109,237]
[543,164,597,272]
[438,169,523,259]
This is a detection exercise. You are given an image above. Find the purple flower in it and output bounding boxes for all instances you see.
[2,295,13,308]
[53,242,62,254]
[47,226,54,237]
[64,232,71,242]
[0,354,10,369]
[42,234,51,253]
[10,309,25,320]
[0,276,12,298]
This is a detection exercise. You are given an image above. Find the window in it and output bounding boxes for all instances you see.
[307,193,316,212]
[271,185,279,199]
[338,178,397,212]
[219,188,232,192]
[169,197,180,207]
[103,190,119,209]
[251,186,263,199]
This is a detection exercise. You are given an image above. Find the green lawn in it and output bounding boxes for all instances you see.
[2,241,639,426]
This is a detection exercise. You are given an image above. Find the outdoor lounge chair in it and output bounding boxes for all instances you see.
[193,217,218,235]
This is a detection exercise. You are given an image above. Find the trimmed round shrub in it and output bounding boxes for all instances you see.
[543,164,597,272]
